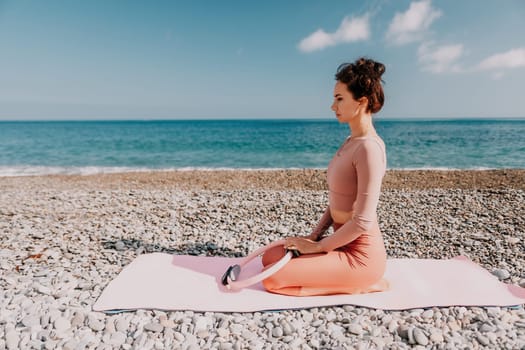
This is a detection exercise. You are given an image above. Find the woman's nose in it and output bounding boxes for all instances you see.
[331,102,336,111]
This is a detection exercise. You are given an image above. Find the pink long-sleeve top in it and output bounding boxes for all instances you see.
[320,136,387,252]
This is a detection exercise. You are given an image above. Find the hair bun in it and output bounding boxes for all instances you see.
[372,61,385,79]
[354,58,385,80]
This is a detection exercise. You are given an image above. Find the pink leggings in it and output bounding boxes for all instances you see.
[261,231,388,296]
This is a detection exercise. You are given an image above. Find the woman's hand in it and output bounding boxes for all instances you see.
[285,237,324,255]
[301,232,324,242]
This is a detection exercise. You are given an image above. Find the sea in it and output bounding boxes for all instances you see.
[0,118,524,176]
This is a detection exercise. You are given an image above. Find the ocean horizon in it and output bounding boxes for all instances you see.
[1,118,524,176]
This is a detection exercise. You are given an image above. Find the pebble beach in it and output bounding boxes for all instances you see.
[1,169,524,349]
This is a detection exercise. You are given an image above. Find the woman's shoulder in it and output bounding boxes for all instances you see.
[352,136,386,167]
[353,136,385,152]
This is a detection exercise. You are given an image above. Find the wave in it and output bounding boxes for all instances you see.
[0,166,154,177]
[0,165,515,177]
[387,166,502,171]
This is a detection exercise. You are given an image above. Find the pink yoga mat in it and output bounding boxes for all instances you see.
[93,254,525,313]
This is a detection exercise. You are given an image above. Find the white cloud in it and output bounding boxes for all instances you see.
[335,15,370,42]
[418,42,464,73]
[298,29,336,52]
[298,14,370,53]
[386,0,442,45]
[477,48,525,70]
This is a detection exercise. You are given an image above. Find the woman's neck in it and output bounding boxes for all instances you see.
[348,115,376,138]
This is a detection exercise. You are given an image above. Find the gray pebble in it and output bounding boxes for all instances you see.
[515,321,525,328]
[48,309,62,323]
[519,279,525,288]
[282,335,294,343]
[289,338,303,348]
[115,241,126,251]
[160,318,176,329]
[33,269,50,277]
[115,318,130,332]
[311,320,323,327]
[36,284,52,295]
[219,343,233,350]
[370,327,381,337]
[40,314,50,328]
[309,339,320,348]
[54,317,71,332]
[397,325,409,340]
[217,328,229,338]
[272,326,283,337]
[325,311,337,322]
[381,314,392,325]
[486,307,501,317]
[194,316,211,332]
[241,330,255,340]
[144,322,163,332]
[492,268,510,280]
[183,343,200,350]
[71,312,85,327]
[407,326,415,344]
[429,329,444,343]
[62,340,77,350]
[37,330,50,342]
[230,323,243,335]
[88,318,105,332]
[5,330,19,350]
[302,312,314,323]
[480,323,496,332]
[174,331,185,342]
[104,318,115,333]
[476,333,490,346]
[388,320,398,332]
[413,328,428,346]
[109,332,127,346]
[22,316,40,328]
[331,330,346,342]
[348,324,363,336]
[371,337,385,347]
[282,322,293,336]
[422,309,434,319]
[77,281,92,290]
[197,330,209,339]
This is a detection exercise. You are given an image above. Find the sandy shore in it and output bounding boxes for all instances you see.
[0,169,524,349]
[0,169,523,191]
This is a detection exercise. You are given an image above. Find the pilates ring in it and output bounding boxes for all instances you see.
[220,239,300,291]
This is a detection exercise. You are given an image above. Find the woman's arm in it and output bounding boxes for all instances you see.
[308,207,333,241]
[319,141,385,252]
[284,207,332,255]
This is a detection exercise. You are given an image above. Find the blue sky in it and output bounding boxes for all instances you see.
[0,0,524,120]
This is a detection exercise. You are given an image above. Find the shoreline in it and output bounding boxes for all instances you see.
[0,169,523,190]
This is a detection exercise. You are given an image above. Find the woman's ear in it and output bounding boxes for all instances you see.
[358,97,368,107]
[357,97,369,113]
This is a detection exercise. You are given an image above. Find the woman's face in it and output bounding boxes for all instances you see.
[331,81,361,123]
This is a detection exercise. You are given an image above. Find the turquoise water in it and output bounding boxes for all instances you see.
[0,119,523,175]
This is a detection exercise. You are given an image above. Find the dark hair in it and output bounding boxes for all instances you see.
[335,57,385,114]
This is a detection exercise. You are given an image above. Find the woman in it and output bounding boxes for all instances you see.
[261,57,389,296]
